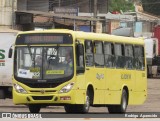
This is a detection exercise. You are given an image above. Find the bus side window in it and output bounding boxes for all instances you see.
[94,41,104,67]
[125,45,134,69]
[115,43,125,68]
[85,40,94,67]
[134,46,145,70]
[104,42,115,68]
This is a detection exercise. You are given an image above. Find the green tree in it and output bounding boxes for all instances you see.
[109,0,135,13]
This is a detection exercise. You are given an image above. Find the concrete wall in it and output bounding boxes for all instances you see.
[50,0,108,13]
[0,0,14,26]
[27,0,49,12]
[17,0,27,10]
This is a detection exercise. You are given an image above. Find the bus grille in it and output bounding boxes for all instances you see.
[32,96,53,100]
[30,90,56,93]
[23,83,61,88]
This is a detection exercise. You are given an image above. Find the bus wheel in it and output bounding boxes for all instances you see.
[108,90,128,113]
[0,89,5,99]
[28,104,41,113]
[64,105,76,113]
[77,91,90,113]
[64,91,90,113]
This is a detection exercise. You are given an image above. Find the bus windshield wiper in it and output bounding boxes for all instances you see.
[27,44,35,67]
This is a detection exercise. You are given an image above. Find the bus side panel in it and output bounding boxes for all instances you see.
[85,67,106,105]
[132,71,147,104]
[74,74,86,104]
[105,69,122,104]
[135,70,147,92]
[105,69,136,105]
[120,70,136,105]
[105,90,122,104]
[128,91,147,105]
[93,68,106,104]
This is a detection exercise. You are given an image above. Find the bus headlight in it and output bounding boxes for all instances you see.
[13,83,27,94]
[59,82,74,93]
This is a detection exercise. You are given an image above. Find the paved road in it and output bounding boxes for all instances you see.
[0,78,160,113]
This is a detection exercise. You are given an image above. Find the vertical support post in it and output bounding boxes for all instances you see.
[94,0,97,18]
[12,0,15,29]
[74,19,76,31]
[94,0,97,32]
[59,0,61,7]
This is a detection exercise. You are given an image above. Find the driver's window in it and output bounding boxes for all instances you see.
[76,44,84,67]
[46,48,58,67]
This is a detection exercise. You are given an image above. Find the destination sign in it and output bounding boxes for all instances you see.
[16,33,73,45]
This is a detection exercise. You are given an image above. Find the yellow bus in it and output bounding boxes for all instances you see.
[9,29,147,113]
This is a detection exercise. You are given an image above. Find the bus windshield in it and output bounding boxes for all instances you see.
[14,46,74,80]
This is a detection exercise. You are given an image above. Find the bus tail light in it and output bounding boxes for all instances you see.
[59,82,74,93]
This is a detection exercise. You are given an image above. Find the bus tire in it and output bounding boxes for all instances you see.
[0,89,5,99]
[108,90,128,114]
[28,104,41,113]
[77,90,90,113]
[64,91,90,113]
[64,105,76,113]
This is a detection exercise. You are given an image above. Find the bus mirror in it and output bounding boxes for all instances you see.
[8,47,13,58]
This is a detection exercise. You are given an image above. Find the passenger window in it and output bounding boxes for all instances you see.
[104,42,115,68]
[134,46,145,70]
[125,45,133,69]
[94,41,104,67]
[85,40,94,67]
[115,44,125,68]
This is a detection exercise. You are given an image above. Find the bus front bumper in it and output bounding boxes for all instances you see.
[13,89,84,105]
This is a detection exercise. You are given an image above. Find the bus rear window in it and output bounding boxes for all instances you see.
[16,33,73,45]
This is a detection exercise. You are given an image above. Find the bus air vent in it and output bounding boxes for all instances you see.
[32,96,53,100]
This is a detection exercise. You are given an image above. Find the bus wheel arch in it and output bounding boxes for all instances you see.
[64,84,94,114]
[77,84,94,113]
[123,86,129,105]
[87,84,94,106]
[108,87,129,114]
[121,86,129,112]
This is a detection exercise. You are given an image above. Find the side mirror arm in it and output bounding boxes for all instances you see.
[8,45,14,58]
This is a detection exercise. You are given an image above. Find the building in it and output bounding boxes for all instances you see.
[0,0,160,36]
[0,0,16,29]
[15,0,109,31]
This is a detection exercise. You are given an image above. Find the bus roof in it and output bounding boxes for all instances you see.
[17,29,144,45]
[74,31,144,45]
[17,29,73,35]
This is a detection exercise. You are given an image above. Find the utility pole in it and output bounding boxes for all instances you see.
[107,0,109,13]
[94,0,97,18]
[12,0,15,29]
[59,0,61,7]
[94,0,97,33]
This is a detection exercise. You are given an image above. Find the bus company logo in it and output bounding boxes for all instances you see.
[0,49,5,66]
[40,89,45,94]
[96,73,104,80]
